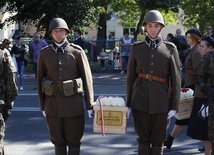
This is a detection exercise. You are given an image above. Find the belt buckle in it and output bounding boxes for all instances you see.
[146,74,152,81]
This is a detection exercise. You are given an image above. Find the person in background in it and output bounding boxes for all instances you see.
[37,18,94,155]
[205,26,213,36]
[187,35,214,155]
[108,49,114,69]
[100,48,106,70]
[119,31,134,74]
[195,35,214,155]
[113,47,120,69]
[0,47,18,154]
[29,33,48,83]
[73,29,85,50]
[137,26,146,41]
[164,28,203,150]
[126,10,181,155]
[10,36,26,91]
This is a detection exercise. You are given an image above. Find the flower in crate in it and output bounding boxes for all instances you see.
[180,88,194,100]
[95,96,125,107]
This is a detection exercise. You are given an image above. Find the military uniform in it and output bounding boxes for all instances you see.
[37,41,94,155]
[0,49,17,155]
[126,36,181,154]
[195,50,214,154]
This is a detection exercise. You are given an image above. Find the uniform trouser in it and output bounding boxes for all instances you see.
[0,114,5,155]
[132,109,167,155]
[46,115,84,155]
[208,101,214,155]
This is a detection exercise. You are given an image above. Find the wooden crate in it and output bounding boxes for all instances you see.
[93,105,128,134]
[175,97,194,120]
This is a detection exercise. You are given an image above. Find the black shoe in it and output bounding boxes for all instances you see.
[198,147,205,152]
[164,134,174,149]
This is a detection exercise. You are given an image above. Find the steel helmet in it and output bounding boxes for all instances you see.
[48,18,70,34]
[143,10,165,27]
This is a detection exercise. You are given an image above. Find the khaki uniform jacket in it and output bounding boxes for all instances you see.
[126,40,181,114]
[195,50,214,90]
[0,49,17,108]
[37,42,94,117]
[184,44,204,97]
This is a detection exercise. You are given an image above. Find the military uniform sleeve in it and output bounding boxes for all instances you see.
[126,45,137,107]
[3,50,18,108]
[169,46,181,111]
[77,49,94,110]
[37,50,47,111]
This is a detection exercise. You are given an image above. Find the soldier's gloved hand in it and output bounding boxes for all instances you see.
[202,85,214,99]
[2,106,12,121]
[167,110,176,119]
[87,110,93,118]
[127,108,131,119]
[42,111,46,117]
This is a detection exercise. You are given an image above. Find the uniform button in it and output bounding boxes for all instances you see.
[151,55,154,57]
[150,71,153,74]
[151,63,154,65]
[59,77,62,79]
[59,68,62,70]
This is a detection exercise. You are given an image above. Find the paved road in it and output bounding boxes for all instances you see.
[4,72,205,155]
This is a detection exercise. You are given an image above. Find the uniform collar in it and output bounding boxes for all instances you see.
[52,41,69,53]
[145,36,163,48]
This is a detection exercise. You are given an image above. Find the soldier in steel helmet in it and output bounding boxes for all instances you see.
[37,18,94,155]
[126,10,181,154]
[0,46,18,154]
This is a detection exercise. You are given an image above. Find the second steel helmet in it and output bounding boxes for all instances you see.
[143,10,165,27]
[48,18,70,34]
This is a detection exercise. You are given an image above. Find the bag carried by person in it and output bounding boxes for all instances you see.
[197,97,212,121]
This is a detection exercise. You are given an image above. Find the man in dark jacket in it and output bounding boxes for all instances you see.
[73,29,85,50]
[126,10,181,155]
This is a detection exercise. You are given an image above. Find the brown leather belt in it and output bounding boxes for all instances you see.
[185,69,194,74]
[138,73,167,83]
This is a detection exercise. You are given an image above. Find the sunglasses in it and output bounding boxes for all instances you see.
[207,28,212,30]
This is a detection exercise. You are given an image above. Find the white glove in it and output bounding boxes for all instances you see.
[87,110,93,118]
[167,110,176,119]
[42,111,46,117]
[127,108,131,119]
[200,105,209,118]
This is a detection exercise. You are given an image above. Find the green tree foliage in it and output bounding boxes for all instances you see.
[180,0,214,34]
[1,0,97,37]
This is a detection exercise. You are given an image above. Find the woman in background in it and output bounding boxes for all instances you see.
[10,36,26,90]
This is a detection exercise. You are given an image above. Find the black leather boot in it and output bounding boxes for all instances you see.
[55,145,67,155]
[68,143,81,155]
[151,145,163,155]
[138,143,150,155]
[164,134,174,149]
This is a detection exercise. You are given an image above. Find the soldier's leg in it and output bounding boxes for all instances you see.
[46,116,67,155]
[65,115,84,155]
[132,110,151,155]
[0,114,5,155]
[150,113,167,155]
